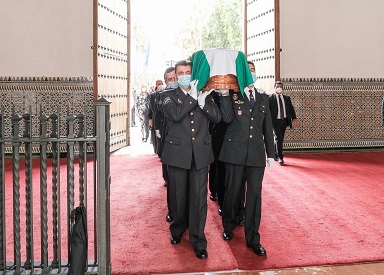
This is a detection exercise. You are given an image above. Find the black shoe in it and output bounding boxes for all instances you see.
[218,207,222,216]
[278,158,284,164]
[195,249,208,259]
[165,214,173,223]
[170,235,181,244]
[236,216,245,226]
[209,193,218,201]
[222,230,233,241]
[247,244,267,256]
[164,181,168,187]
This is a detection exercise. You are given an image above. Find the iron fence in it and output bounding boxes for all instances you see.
[0,98,111,275]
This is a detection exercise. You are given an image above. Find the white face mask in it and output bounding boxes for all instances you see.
[275,87,283,94]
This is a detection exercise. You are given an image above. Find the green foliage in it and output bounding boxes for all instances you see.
[176,0,243,57]
[201,0,242,50]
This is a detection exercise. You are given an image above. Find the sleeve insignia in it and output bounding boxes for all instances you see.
[163,97,171,105]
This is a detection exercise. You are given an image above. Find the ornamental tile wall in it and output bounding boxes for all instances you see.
[0,77,94,153]
[281,78,384,150]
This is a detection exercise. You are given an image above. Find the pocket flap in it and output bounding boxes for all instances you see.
[165,135,181,145]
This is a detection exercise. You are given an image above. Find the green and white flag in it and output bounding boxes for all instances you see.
[189,48,253,95]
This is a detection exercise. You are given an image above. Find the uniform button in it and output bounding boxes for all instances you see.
[192,129,195,132]
[190,101,193,104]
[170,141,173,144]
[250,109,252,112]
[251,118,254,120]
[250,126,253,129]
[191,121,194,124]
[250,135,253,138]
[228,139,232,141]
[206,110,209,112]
[190,112,194,115]
[192,137,195,141]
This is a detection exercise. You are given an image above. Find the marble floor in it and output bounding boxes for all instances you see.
[164,261,384,275]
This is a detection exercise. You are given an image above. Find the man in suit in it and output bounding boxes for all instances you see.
[160,59,222,259]
[268,81,297,164]
[218,84,275,256]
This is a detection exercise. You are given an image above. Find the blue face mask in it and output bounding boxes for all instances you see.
[168,81,178,89]
[252,73,258,83]
[177,75,192,88]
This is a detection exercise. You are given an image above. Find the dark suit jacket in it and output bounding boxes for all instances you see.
[160,88,222,170]
[269,93,297,128]
[148,91,157,121]
[219,88,275,167]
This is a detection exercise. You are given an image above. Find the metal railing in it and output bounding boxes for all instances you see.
[0,98,111,275]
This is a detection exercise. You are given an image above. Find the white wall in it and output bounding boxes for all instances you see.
[280,0,384,78]
[0,0,93,77]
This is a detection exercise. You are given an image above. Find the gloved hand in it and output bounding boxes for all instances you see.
[155,130,161,138]
[267,158,275,168]
[216,89,229,96]
[189,80,198,100]
[197,89,213,109]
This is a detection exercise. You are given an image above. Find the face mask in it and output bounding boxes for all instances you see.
[168,81,178,89]
[177,75,192,88]
[251,73,257,83]
[275,87,283,94]
[156,85,163,91]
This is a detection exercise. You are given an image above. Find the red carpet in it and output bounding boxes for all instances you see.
[3,151,384,274]
[110,151,384,274]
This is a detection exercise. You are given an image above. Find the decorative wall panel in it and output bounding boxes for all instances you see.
[0,77,94,152]
[281,78,384,150]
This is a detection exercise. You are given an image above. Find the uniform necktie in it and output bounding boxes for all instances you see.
[249,90,255,108]
[278,95,285,119]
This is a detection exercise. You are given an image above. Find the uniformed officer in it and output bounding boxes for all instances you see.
[218,85,275,256]
[155,66,178,223]
[160,59,222,259]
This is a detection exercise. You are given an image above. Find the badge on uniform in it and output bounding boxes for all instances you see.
[177,98,182,104]
[163,97,171,105]
[232,94,238,101]
[237,109,242,115]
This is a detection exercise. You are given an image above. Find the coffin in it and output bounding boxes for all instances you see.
[201,74,240,92]
[190,48,252,94]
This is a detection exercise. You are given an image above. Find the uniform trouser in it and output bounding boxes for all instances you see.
[168,164,208,250]
[164,164,171,213]
[274,119,287,159]
[237,173,247,217]
[222,163,265,246]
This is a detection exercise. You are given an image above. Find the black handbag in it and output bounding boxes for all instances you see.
[69,206,88,275]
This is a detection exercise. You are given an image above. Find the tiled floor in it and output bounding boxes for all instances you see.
[121,128,384,275]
